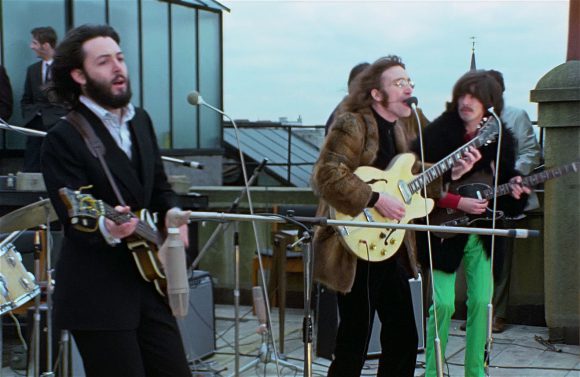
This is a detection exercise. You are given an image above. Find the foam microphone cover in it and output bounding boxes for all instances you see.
[161,227,189,317]
[252,286,267,325]
[404,96,418,108]
[187,91,201,106]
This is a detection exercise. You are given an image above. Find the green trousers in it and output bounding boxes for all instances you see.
[425,235,492,377]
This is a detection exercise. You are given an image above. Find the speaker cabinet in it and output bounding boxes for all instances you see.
[315,274,424,360]
[177,270,216,362]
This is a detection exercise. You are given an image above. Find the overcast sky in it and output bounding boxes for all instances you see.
[221,0,569,125]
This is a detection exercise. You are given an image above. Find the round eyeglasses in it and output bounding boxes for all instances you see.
[392,78,415,89]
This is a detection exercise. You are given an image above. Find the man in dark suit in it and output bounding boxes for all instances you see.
[21,26,67,171]
[41,24,191,377]
[0,64,13,121]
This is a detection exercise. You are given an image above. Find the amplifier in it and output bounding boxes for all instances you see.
[315,274,424,360]
[177,270,216,362]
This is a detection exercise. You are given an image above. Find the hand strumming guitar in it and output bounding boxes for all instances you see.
[374,192,406,220]
[457,197,488,215]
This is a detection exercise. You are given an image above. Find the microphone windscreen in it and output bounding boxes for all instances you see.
[404,96,418,108]
[187,91,201,106]
[252,286,267,325]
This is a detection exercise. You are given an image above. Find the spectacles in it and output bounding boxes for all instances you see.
[392,78,415,89]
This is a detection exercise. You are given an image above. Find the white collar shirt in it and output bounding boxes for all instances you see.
[79,95,135,159]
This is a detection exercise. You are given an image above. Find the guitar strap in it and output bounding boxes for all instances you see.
[66,111,127,207]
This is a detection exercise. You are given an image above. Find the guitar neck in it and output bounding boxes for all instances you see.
[482,161,579,200]
[103,204,162,245]
[407,136,487,194]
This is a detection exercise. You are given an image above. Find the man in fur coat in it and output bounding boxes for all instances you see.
[411,70,530,377]
[311,56,471,377]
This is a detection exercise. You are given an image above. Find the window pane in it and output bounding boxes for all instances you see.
[74,0,106,26]
[171,5,197,148]
[142,0,170,147]
[198,10,222,149]
[109,0,141,107]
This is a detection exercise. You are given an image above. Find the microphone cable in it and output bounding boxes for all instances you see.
[407,98,445,377]
[484,107,504,374]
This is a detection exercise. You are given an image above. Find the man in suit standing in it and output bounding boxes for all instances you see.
[41,24,191,376]
[0,64,13,121]
[21,26,67,171]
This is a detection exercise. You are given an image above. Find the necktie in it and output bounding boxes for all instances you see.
[44,62,51,83]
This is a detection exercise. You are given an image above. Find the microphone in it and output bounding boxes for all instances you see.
[160,227,189,317]
[161,156,204,169]
[252,286,268,333]
[404,96,418,109]
[186,91,205,106]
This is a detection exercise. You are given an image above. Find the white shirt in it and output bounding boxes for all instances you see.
[79,95,135,159]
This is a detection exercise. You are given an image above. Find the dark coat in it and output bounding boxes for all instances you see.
[311,107,439,293]
[21,61,67,128]
[0,65,13,120]
[411,110,527,273]
[41,104,177,330]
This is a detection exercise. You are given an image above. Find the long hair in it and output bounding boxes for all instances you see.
[342,55,405,113]
[446,70,504,116]
[47,24,120,108]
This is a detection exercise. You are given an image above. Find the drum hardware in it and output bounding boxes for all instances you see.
[0,199,61,376]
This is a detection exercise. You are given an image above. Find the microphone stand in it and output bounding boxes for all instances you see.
[188,211,540,376]
[191,158,268,269]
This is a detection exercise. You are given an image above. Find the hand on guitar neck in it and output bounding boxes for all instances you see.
[105,205,139,239]
[508,176,532,199]
[451,146,482,180]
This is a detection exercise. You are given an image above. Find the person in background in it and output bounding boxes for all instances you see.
[21,26,67,171]
[487,69,542,333]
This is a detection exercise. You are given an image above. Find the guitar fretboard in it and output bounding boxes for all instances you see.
[481,161,579,200]
[406,122,497,194]
[103,204,162,245]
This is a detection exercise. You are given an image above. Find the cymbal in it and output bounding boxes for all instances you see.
[0,199,58,233]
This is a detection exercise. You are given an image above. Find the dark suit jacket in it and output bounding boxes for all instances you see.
[41,104,177,330]
[0,65,13,120]
[21,61,67,128]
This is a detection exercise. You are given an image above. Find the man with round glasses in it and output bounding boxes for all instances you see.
[312,55,448,377]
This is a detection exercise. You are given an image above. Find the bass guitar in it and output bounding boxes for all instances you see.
[430,160,579,238]
[331,116,499,261]
[59,187,167,295]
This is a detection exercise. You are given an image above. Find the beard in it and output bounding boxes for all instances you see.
[83,72,132,109]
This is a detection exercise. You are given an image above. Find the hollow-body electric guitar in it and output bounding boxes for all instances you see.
[59,187,167,295]
[330,117,499,261]
[430,160,579,238]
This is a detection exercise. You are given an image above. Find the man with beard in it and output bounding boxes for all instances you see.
[41,25,191,376]
[411,70,530,377]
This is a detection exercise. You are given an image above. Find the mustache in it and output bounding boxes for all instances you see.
[459,106,474,112]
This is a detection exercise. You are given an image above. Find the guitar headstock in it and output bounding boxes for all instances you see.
[476,116,500,146]
[58,187,103,232]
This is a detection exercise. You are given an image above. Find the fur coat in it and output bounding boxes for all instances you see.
[311,107,437,293]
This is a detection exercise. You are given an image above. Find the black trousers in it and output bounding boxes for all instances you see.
[71,290,190,377]
[328,257,418,377]
[23,115,45,172]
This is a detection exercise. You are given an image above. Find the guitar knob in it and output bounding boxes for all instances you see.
[389,239,396,245]
[379,232,386,239]
[369,243,376,251]
[381,249,386,256]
